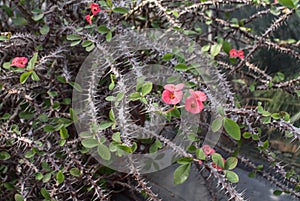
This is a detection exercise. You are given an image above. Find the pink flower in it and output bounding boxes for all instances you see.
[189,89,207,102]
[229,49,244,59]
[237,50,244,59]
[184,89,206,114]
[162,83,184,105]
[10,57,28,68]
[162,90,183,105]
[85,15,93,24]
[164,83,184,92]
[212,158,226,171]
[198,160,202,165]
[229,49,238,57]
[202,144,215,156]
[90,3,101,15]
[185,96,204,114]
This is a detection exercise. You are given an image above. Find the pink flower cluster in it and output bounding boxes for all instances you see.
[199,145,226,171]
[162,83,207,114]
[229,49,244,59]
[10,57,28,68]
[85,3,106,24]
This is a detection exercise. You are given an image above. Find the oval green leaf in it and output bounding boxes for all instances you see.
[223,118,241,141]
[225,170,239,183]
[81,139,98,148]
[173,164,191,185]
[97,144,111,160]
[141,82,153,96]
[212,153,224,169]
[225,157,238,170]
[70,168,81,177]
[56,171,64,184]
[211,117,223,132]
[20,71,32,84]
[14,194,24,201]
[0,151,10,160]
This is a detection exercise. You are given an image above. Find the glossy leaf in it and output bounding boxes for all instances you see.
[225,157,238,170]
[173,163,191,185]
[223,118,241,141]
[212,153,224,169]
[225,170,239,183]
[20,71,32,84]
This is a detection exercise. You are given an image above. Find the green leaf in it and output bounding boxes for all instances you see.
[211,117,223,132]
[67,34,81,41]
[223,118,241,141]
[97,25,110,34]
[0,151,10,160]
[222,40,231,54]
[162,53,173,61]
[271,113,281,120]
[82,40,93,48]
[117,144,132,153]
[177,157,193,165]
[31,71,40,81]
[81,139,98,148]
[14,194,24,201]
[32,13,44,21]
[56,171,64,184]
[20,71,32,84]
[70,168,81,177]
[85,44,95,52]
[141,82,153,96]
[97,144,111,160]
[35,172,43,181]
[105,96,115,101]
[201,44,210,52]
[113,7,128,14]
[173,164,191,185]
[69,82,83,92]
[24,150,35,158]
[129,92,141,101]
[112,132,121,143]
[210,43,222,57]
[242,132,252,139]
[116,92,124,102]
[225,157,238,170]
[27,52,38,70]
[0,35,8,41]
[196,148,206,160]
[224,170,239,183]
[79,131,92,138]
[99,121,113,130]
[273,190,283,196]
[212,153,225,169]
[174,63,188,71]
[19,111,34,120]
[106,31,112,42]
[60,127,69,140]
[109,109,115,121]
[278,0,297,8]
[40,188,50,199]
[70,40,81,47]
[42,173,51,183]
[39,25,50,35]
[12,17,27,26]
[3,62,11,69]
